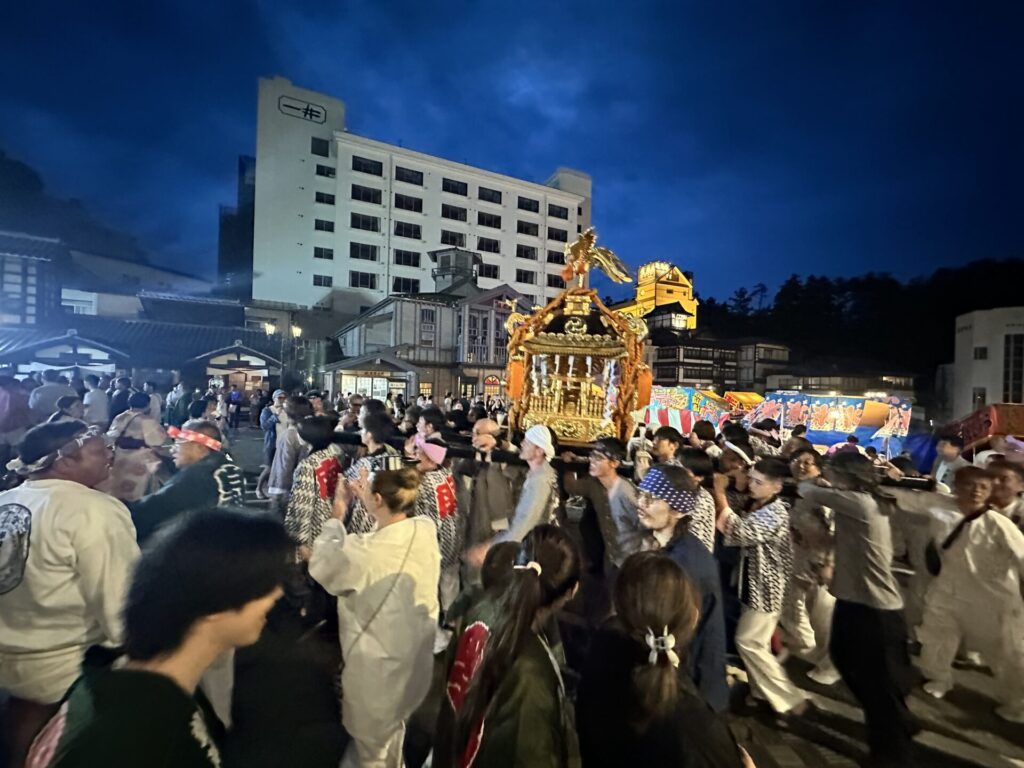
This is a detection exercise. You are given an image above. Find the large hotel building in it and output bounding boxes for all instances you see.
[226,77,592,314]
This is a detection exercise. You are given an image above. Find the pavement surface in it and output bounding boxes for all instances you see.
[228,426,1024,768]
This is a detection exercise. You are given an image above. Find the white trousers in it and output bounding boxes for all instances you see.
[342,721,406,768]
[735,606,808,713]
[918,590,1024,707]
[782,583,839,675]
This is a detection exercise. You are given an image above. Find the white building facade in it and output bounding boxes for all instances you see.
[953,307,1024,418]
[252,76,591,314]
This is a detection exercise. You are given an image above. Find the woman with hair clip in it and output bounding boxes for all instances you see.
[577,551,751,768]
[310,466,441,768]
[453,525,581,768]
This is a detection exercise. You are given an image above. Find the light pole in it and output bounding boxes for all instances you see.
[264,321,303,389]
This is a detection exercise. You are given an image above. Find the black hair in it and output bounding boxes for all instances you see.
[123,508,291,660]
[827,451,878,492]
[456,526,581,756]
[42,370,59,383]
[652,426,682,445]
[85,374,99,386]
[181,418,223,443]
[297,415,339,451]
[128,392,151,410]
[988,459,1024,484]
[938,434,965,450]
[285,395,313,420]
[691,420,716,442]
[592,436,627,464]
[789,447,823,469]
[187,399,212,419]
[361,398,386,416]
[889,455,922,477]
[676,447,714,480]
[361,410,395,445]
[721,422,749,444]
[791,424,807,437]
[785,436,815,455]
[17,420,89,464]
[469,406,488,422]
[116,376,132,387]
[144,381,157,390]
[752,456,789,481]
[403,404,423,424]
[55,395,80,413]
[846,435,860,444]
[420,406,447,433]
[481,541,519,592]
[864,446,878,456]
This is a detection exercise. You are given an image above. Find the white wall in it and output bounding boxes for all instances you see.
[953,307,1024,418]
[252,77,591,312]
[252,77,347,310]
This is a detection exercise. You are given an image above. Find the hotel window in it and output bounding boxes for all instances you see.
[441,230,465,247]
[315,164,335,178]
[517,220,539,237]
[477,211,501,229]
[421,308,436,323]
[478,186,502,204]
[974,347,988,360]
[352,155,383,176]
[518,196,540,213]
[351,184,382,204]
[349,271,377,289]
[477,237,500,254]
[313,274,333,287]
[1003,334,1024,403]
[395,166,423,185]
[349,242,378,261]
[350,213,379,232]
[516,269,536,285]
[655,366,677,381]
[311,137,330,157]
[548,227,568,242]
[315,191,335,205]
[577,206,583,216]
[442,204,468,222]
[546,274,565,289]
[392,277,420,293]
[516,244,537,260]
[313,246,334,260]
[442,177,468,195]
[394,249,420,267]
[314,219,334,232]
[394,221,422,239]
[547,249,565,264]
[394,193,423,213]
[548,203,569,219]
[479,263,500,279]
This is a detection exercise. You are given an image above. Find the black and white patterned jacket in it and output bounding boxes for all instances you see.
[722,497,792,614]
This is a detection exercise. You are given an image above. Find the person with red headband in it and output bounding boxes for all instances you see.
[129,419,244,545]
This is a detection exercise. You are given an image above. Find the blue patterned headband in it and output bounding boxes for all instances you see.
[638,466,697,516]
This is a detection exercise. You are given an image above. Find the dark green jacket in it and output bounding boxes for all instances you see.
[129,452,244,544]
[27,648,224,768]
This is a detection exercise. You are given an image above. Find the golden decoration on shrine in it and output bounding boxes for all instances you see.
[505,228,652,446]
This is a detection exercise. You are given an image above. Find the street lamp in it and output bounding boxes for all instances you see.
[292,326,302,339]
[264,321,277,336]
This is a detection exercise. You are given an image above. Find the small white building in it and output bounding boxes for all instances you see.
[251,76,591,315]
[953,307,1024,418]
[326,249,531,399]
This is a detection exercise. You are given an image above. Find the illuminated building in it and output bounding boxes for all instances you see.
[613,261,698,329]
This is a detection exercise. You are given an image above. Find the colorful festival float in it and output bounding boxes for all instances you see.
[639,386,734,433]
[747,391,913,457]
[504,229,652,446]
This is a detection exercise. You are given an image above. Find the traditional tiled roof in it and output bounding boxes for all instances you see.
[0,317,281,370]
[0,231,70,262]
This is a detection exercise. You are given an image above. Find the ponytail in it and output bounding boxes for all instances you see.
[454,525,580,758]
[613,552,700,731]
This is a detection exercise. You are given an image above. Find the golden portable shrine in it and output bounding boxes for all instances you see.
[504,228,652,446]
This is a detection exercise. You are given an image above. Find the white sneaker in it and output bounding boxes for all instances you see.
[995,705,1024,724]
[807,666,842,686]
[923,681,951,699]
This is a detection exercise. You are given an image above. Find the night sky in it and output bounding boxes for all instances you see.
[0,2,1020,299]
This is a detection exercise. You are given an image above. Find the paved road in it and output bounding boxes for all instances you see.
[228,427,1024,768]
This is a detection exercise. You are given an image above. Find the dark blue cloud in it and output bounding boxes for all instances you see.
[0,1,1019,299]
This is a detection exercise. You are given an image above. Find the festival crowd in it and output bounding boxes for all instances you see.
[0,370,1022,768]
